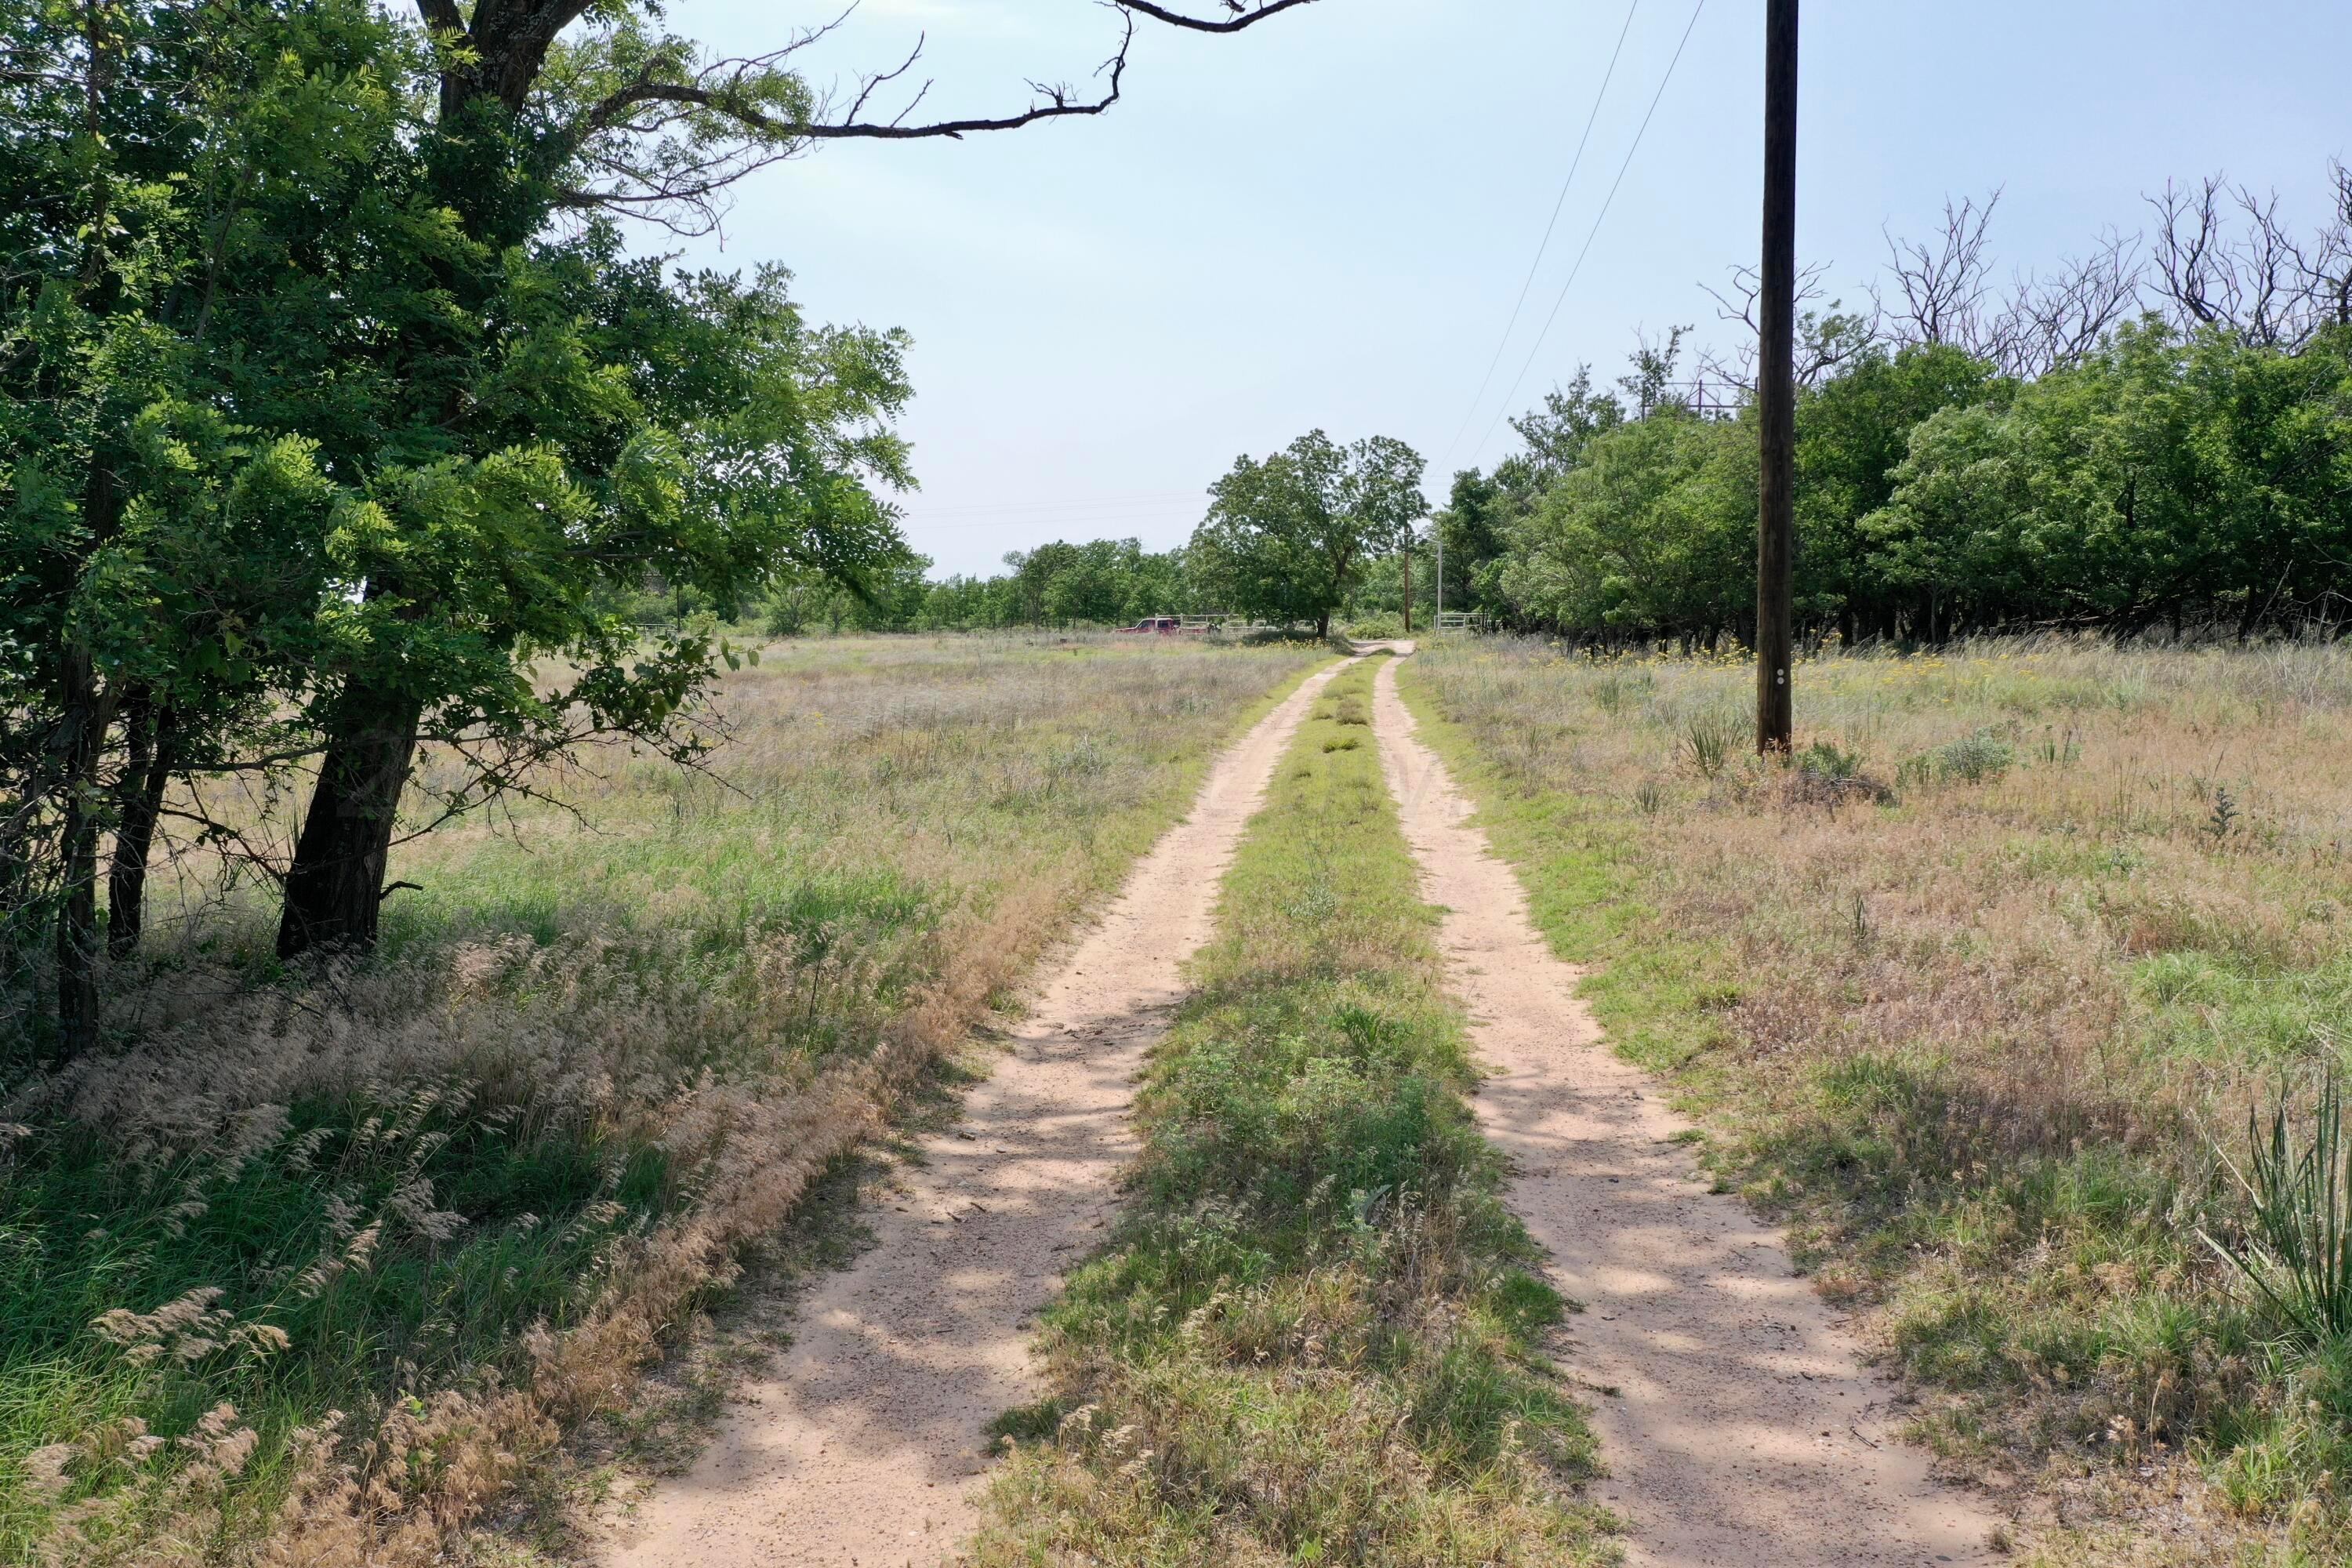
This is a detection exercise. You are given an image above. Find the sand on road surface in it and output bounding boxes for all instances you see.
[1369,654,2003,1568]
[601,658,1348,1568]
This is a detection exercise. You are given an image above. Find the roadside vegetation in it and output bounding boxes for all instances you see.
[0,637,1323,1565]
[974,657,1613,1567]
[1403,635,2352,1564]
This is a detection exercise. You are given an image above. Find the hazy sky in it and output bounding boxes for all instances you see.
[656,0,2348,578]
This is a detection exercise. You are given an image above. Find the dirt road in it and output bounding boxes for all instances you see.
[1368,656,2002,1568]
[600,659,1345,1568]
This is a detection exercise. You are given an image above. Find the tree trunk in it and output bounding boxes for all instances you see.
[1316,612,1330,639]
[106,701,174,961]
[277,684,423,958]
[1399,548,1411,635]
[52,648,108,1058]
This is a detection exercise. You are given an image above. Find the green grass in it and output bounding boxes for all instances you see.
[0,635,1330,1563]
[972,658,1614,1567]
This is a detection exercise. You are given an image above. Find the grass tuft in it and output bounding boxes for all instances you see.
[2206,1073,2352,1352]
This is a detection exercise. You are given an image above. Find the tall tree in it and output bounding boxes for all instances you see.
[1191,432,1427,638]
[1,0,388,1050]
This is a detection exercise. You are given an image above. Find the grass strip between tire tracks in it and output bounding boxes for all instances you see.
[972,655,1616,1567]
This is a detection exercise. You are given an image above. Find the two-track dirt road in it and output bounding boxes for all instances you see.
[601,659,1349,1568]
[605,647,2002,1568]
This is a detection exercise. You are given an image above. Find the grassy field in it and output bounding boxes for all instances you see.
[973,656,1614,1567]
[1401,636,2352,1565]
[0,635,1327,1566]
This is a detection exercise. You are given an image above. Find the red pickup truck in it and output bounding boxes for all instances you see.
[1115,616,1209,635]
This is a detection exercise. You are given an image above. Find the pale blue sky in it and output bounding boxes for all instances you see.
[659,0,2348,577]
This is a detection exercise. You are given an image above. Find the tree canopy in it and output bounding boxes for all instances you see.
[1189,431,1428,638]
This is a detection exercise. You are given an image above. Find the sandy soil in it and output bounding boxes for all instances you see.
[600,659,1348,1568]
[1368,655,2005,1568]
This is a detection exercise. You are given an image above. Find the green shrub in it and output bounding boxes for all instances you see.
[1899,728,2016,787]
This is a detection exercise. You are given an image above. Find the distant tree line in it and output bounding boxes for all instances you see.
[752,432,1434,637]
[1437,169,2352,647]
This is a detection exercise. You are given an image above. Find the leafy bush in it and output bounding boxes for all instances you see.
[1896,728,2016,789]
[1938,728,2016,783]
[1798,739,1865,782]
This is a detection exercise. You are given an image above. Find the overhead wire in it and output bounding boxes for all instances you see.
[1436,0,1644,474]
[1468,0,1709,465]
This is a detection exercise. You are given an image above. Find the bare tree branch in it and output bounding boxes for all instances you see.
[542,0,1321,233]
[1700,258,1878,390]
[1993,227,2143,376]
[1115,0,1323,31]
[2148,172,2346,349]
[2319,158,2352,329]
[1880,191,2002,355]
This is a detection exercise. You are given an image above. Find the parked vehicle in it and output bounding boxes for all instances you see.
[1114,615,1210,635]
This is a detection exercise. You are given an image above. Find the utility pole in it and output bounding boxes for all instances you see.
[1755,0,1798,753]
[1435,521,1444,630]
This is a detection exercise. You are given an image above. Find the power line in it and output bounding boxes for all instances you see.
[1436,0,1644,474]
[1469,0,1709,466]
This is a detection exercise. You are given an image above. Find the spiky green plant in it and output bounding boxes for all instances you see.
[1681,711,1738,779]
[2205,1073,2352,1348]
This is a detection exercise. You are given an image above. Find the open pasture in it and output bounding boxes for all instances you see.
[1406,636,2352,1561]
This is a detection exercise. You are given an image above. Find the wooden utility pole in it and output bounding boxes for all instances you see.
[1755,0,1798,753]
[1400,540,1413,634]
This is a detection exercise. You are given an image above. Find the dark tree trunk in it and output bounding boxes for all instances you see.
[53,649,107,1059]
[106,700,174,961]
[277,684,423,958]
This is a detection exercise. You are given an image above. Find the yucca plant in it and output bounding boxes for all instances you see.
[2204,1072,2352,1348]
[1681,711,1738,779]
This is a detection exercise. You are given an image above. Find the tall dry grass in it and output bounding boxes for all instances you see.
[1406,635,2352,1564]
[0,634,1325,1566]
